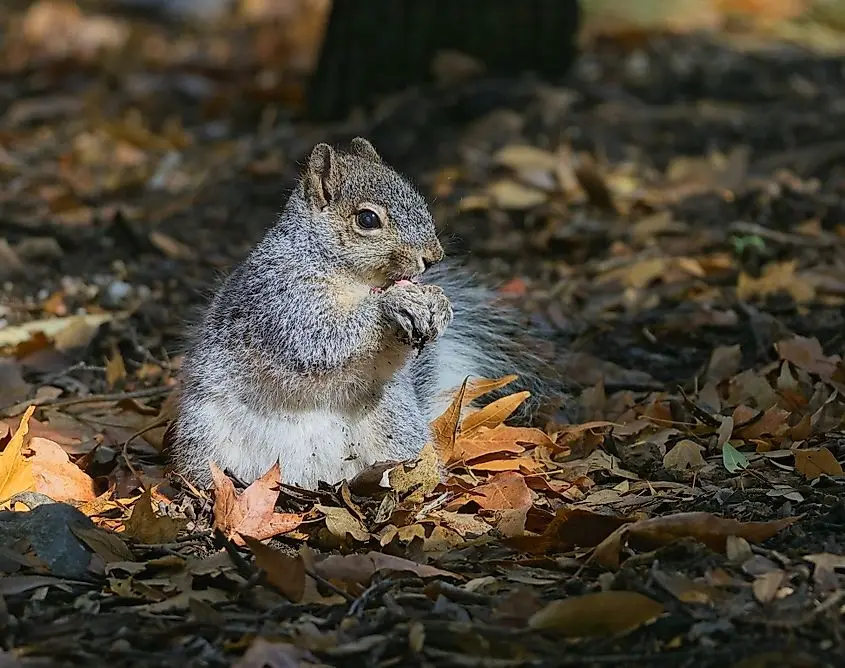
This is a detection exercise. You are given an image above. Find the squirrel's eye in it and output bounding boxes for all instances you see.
[356,209,382,230]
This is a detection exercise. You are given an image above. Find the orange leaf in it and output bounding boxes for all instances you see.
[29,436,96,502]
[463,471,532,511]
[430,378,466,463]
[452,426,525,463]
[461,391,530,436]
[0,405,36,504]
[469,456,541,473]
[464,374,519,403]
[210,462,302,545]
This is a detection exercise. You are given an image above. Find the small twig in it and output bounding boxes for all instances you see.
[305,568,355,602]
[0,385,173,418]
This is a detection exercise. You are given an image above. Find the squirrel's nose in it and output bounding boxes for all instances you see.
[419,244,444,272]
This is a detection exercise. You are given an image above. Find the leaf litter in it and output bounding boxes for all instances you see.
[1,3,845,666]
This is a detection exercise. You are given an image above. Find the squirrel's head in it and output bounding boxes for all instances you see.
[296,138,444,288]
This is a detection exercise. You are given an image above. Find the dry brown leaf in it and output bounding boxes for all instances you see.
[624,512,799,555]
[23,1,130,60]
[461,471,532,512]
[71,524,134,563]
[461,392,530,436]
[705,344,742,385]
[662,440,706,471]
[313,551,457,584]
[486,180,548,210]
[507,508,631,555]
[210,462,302,545]
[0,405,36,504]
[452,426,526,463]
[316,504,370,542]
[775,336,841,381]
[528,591,663,636]
[242,536,305,603]
[469,456,541,473]
[737,261,815,304]
[28,436,96,502]
[793,447,844,480]
[493,145,559,172]
[430,378,466,463]
[733,406,791,440]
[123,487,186,544]
[388,442,442,503]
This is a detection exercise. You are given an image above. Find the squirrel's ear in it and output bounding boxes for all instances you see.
[349,137,381,163]
[304,143,339,209]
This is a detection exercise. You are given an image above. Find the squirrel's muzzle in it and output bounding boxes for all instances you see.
[418,242,445,274]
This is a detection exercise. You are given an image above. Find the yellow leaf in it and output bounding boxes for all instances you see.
[106,344,127,388]
[528,591,664,636]
[0,405,36,503]
[124,487,186,544]
[794,447,844,480]
[461,391,530,436]
[737,261,815,304]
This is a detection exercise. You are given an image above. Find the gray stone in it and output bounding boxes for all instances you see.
[0,503,96,579]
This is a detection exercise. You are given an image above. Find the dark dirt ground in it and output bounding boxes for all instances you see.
[2,7,845,668]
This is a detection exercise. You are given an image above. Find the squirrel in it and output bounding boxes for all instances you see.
[171,137,562,490]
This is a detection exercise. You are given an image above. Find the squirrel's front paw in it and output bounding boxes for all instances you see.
[381,282,453,348]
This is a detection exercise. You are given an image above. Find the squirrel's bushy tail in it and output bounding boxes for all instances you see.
[415,261,568,424]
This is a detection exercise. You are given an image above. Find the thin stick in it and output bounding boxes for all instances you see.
[0,386,173,418]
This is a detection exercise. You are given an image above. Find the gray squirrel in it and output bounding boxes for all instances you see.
[171,137,561,490]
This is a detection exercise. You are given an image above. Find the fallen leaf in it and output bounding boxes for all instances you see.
[317,504,370,542]
[775,336,840,381]
[71,525,134,562]
[452,426,527,463]
[105,345,127,388]
[493,145,559,172]
[722,442,750,473]
[528,591,663,636]
[461,471,532,511]
[211,462,302,545]
[506,508,631,554]
[123,487,186,544]
[242,536,305,602]
[0,405,36,504]
[737,261,814,304]
[705,344,742,385]
[27,437,96,502]
[487,180,548,210]
[464,375,519,403]
[793,447,844,480]
[461,392,531,436]
[629,512,798,554]
[313,551,457,585]
[663,439,706,471]
[0,314,115,348]
[430,378,466,463]
[388,442,442,503]
[752,570,785,604]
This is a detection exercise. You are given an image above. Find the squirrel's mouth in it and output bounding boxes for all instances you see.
[372,275,419,293]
